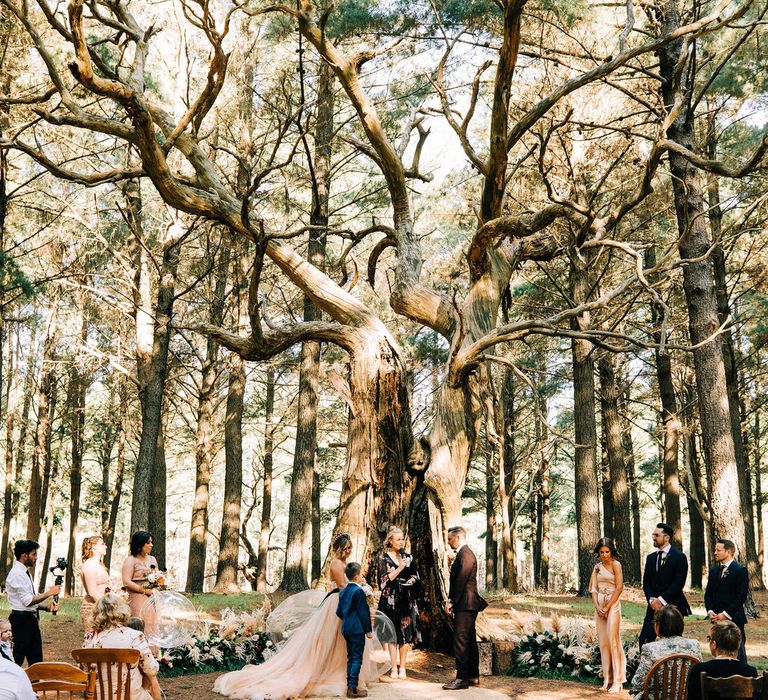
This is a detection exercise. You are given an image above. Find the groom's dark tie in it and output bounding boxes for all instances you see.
[656,551,663,572]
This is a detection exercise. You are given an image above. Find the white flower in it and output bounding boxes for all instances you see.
[584,665,592,672]
[188,647,201,664]
[557,663,563,669]
[540,652,551,666]
[535,634,546,644]
[210,648,224,663]
[529,659,535,665]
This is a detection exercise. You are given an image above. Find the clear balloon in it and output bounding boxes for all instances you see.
[140,590,203,648]
[266,589,328,645]
[369,611,396,673]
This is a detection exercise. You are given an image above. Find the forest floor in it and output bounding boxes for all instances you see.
[15,586,768,699]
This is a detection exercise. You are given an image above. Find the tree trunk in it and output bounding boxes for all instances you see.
[65,301,88,594]
[311,469,321,585]
[600,437,613,539]
[214,247,248,593]
[681,391,707,588]
[706,121,761,587]
[149,419,168,571]
[646,248,683,550]
[656,0,746,561]
[282,60,334,592]
[104,376,127,570]
[598,352,636,581]
[255,367,276,592]
[619,381,641,578]
[28,300,60,542]
[129,181,181,539]
[570,251,601,595]
[755,409,764,580]
[186,237,229,593]
[500,367,517,592]
[484,446,497,590]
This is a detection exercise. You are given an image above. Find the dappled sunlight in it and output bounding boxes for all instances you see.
[309,680,509,699]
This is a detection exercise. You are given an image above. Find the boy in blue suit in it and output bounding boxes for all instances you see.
[336,562,373,698]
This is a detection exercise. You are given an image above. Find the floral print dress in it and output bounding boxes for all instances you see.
[377,551,422,646]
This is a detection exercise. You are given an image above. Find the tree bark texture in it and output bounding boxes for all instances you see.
[570,251,601,596]
[282,60,334,592]
[186,236,229,593]
[104,376,127,570]
[598,352,635,582]
[255,367,276,592]
[656,0,746,561]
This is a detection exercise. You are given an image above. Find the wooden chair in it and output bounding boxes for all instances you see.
[642,653,700,700]
[26,661,96,700]
[701,672,768,700]
[71,648,139,700]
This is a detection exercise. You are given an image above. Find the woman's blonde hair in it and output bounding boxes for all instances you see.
[331,533,352,556]
[384,526,404,549]
[91,594,131,632]
[81,535,103,562]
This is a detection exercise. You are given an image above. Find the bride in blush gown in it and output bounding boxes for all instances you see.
[213,534,384,699]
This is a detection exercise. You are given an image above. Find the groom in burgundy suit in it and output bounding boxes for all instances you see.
[442,526,488,690]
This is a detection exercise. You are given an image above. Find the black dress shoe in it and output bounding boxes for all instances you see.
[468,678,480,686]
[442,678,470,690]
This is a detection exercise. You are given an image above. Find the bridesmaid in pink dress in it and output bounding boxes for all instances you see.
[121,531,159,637]
[590,537,626,693]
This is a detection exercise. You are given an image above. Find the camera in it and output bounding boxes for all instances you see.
[49,557,68,615]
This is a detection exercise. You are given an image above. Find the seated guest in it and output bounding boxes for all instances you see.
[687,621,758,700]
[630,605,702,700]
[83,594,160,700]
[0,620,13,661]
[0,656,36,700]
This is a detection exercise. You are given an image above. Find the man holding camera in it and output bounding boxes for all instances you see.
[5,540,61,666]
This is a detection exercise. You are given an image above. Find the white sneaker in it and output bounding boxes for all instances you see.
[390,667,398,679]
[398,667,407,679]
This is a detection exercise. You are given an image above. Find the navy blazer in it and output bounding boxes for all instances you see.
[336,583,372,637]
[704,560,748,626]
[642,547,691,615]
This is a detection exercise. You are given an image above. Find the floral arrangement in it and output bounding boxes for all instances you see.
[158,607,273,677]
[144,565,167,590]
[506,612,641,684]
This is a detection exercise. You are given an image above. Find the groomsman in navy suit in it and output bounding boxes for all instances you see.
[705,538,749,662]
[640,523,691,646]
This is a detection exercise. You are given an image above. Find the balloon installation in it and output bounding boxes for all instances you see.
[141,590,203,648]
[265,590,395,674]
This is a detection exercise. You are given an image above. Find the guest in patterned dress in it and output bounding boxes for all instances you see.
[377,526,422,680]
[629,605,701,700]
[83,594,160,700]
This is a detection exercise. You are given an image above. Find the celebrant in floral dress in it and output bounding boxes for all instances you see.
[377,526,422,679]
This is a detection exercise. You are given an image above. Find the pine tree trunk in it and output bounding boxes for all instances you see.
[500,368,517,592]
[755,409,764,580]
[619,381,641,578]
[485,447,497,590]
[214,247,248,592]
[681,395,707,588]
[282,61,334,592]
[28,300,60,541]
[311,469,321,585]
[66,302,88,594]
[104,377,127,570]
[598,352,635,581]
[129,182,181,539]
[570,251,601,595]
[186,239,230,593]
[149,420,168,570]
[256,367,276,592]
[656,0,746,560]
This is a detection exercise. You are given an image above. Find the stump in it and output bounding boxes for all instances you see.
[492,641,516,675]
[478,641,493,676]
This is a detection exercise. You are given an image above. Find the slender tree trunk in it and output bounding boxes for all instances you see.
[485,446,497,590]
[570,251,600,595]
[619,380,641,578]
[500,367,517,592]
[38,433,63,592]
[282,61,334,592]
[66,301,88,594]
[28,300,60,542]
[186,238,229,593]
[255,368,276,592]
[149,419,168,570]
[755,409,764,580]
[129,181,182,539]
[706,123,761,587]
[681,388,707,588]
[600,435,613,539]
[598,352,635,581]
[104,377,127,570]
[214,247,248,593]
[656,0,746,560]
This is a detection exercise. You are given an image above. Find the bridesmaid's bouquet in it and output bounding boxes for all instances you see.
[144,564,168,590]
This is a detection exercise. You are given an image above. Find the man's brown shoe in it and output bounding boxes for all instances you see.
[346,688,368,698]
[468,678,480,686]
[442,678,470,690]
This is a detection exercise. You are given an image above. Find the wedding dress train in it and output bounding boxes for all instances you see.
[213,590,386,699]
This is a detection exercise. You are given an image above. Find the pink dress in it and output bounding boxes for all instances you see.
[79,561,112,633]
[590,562,627,687]
[213,589,381,699]
[124,555,159,637]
